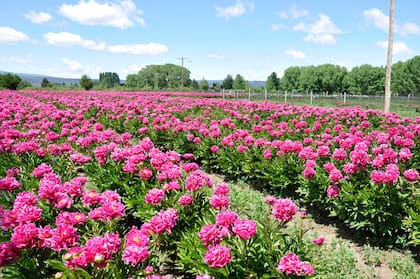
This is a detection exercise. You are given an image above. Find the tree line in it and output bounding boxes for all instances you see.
[0,56,419,96]
[278,55,420,96]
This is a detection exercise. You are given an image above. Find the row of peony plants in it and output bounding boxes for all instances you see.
[1,134,322,278]
[1,89,419,248]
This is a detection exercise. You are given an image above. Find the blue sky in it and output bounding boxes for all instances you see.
[1,0,419,81]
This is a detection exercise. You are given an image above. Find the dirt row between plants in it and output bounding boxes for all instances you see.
[205,172,396,279]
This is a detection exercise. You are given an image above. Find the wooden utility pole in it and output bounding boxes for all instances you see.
[384,0,395,113]
[178,57,188,90]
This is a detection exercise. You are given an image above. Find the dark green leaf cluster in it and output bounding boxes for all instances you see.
[99,72,120,88]
[79,75,93,90]
[125,64,191,90]
[0,73,22,90]
[277,56,420,96]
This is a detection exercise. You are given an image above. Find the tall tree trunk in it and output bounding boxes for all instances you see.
[384,0,395,113]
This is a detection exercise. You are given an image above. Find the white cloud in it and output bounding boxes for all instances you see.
[376,41,411,55]
[45,58,102,78]
[62,58,84,72]
[208,53,224,59]
[293,14,342,34]
[285,49,306,59]
[364,8,420,36]
[278,5,308,20]
[363,8,388,32]
[59,0,145,29]
[293,14,342,44]
[43,32,106,50]
[270,24,288,32]
[304,34,336,44]
[44,32,167,55]
[120,64,147,77]
[0,27,29,44]
[25,11,52,24]
[0,56,31,64]
[399,22,420,36]
[108,43,168,55]
[215,0,254,19]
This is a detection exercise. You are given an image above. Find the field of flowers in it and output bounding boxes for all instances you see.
[0,89,419,278]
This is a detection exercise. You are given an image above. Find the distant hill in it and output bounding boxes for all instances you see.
[1,71,266,88]
[0,71,83,87]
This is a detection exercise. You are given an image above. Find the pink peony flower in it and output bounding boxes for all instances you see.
[263,148,272,159]
[31,163,53,178]
[63,246,88,269]
[214,183,230,196]
[210,145,219,153]
[383,164,400,185]
[143,265,153,274]
[145,188,165,206]
[11,223,38,249]
[272,198,298,222]
[56,212,86,226]
[198,224,223,247]
[178,194,194,206]
[327,185,340,198]
[82,190,101,206]
[50,224,79,251]
[13,191,38,208]
[277,253,301,275]
[139,168,153,180]
[303,167,316,179]
[182,163,199,173]
[232,219,257,240]
[215,210,238,228]
[329,168,343,184]
[0,176,21,191]
[370,170,385,184]
[122,245,150,266]
[332,148,347,161]
[277,253,315,276]
[312,237,325,245]
[403,169,419,182]
[265,195,277,205]
[149,208,179,235]
[204,245,232,268]
[0,242,21,267]
[209,195,230,210]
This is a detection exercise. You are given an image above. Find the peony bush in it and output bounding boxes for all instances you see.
[0,89,419,277]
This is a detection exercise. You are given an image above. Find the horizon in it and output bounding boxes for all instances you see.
[1,1,419,81]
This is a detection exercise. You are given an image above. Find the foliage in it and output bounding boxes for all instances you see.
[99,72,120,88]
[0,73,22,90]
[79,75,93,90]
[199,78,209,91]
[125,64,190,90]
[0,89,418,278]
[191,79,199,90]
[281,66,302,92]
[41,78,52,88]
[17,80,32,90]
[233,74,246,90]
[266,72,280,92]
[222,74,233,90]
[277,57,420,95]
[344,64,385,94]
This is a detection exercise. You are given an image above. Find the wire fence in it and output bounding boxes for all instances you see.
[219,89,420,118]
